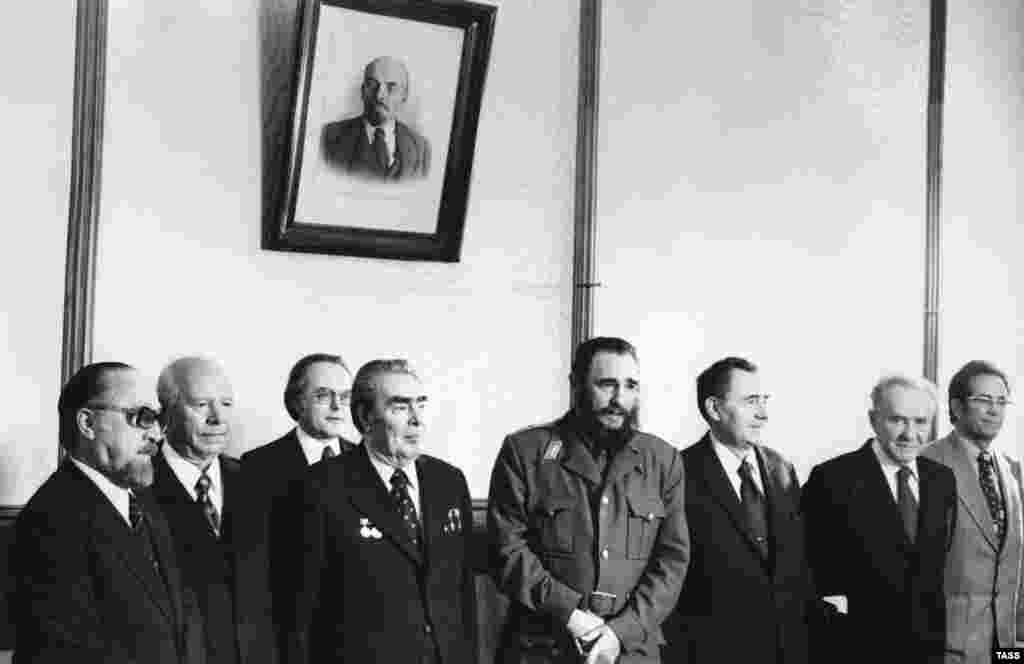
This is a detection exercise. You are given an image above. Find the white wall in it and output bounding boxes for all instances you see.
[939,0,1023,449]
[92,1,577,497]
[0,5,74,505]
[596,0,934,479]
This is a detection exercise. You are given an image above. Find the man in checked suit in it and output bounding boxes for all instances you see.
[922,360,1024,662]
[287,359,476,664]
[664,356,813,664]
[802,374,957,664]
[12,362,202,664]
[322,56,431,181]
[152,357,277,664]
[242,353,355,651]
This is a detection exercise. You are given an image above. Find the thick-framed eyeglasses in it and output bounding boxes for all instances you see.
[310,389,351,407]
[965,395,1013,409]
[87,404,163,430]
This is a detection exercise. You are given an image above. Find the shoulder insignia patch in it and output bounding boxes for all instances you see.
[543,440,562,461]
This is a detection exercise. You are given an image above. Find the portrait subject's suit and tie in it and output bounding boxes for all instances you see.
[922,433,1024,662]
[322,117,430,181]
[288,443,476,664]
[151,451,277,664]
[666,433,813,664]
[802,440,957,664]
[12,460,203,664]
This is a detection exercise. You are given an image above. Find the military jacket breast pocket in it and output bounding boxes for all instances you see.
[626,493,666,559]
[535,497,576,556]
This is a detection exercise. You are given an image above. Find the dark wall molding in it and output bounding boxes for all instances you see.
[570,0,601,356]
[923,0,947,386]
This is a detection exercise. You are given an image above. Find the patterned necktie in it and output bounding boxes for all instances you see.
[372,127,389,172]
[195,470,221,537]
[321,445,336,462]
[129,491,161,575]
[738,459,769,559]
[390,468,421,550]
[978,451,1006,542]
[897,466,918,543]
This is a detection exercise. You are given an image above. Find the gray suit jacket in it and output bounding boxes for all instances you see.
[922,433,1024,663]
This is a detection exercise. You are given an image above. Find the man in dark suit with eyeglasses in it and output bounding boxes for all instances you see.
[242,353,356,653]
[12,362,202,664]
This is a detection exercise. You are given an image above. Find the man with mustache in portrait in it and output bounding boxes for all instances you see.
[322,55,431,181]
[488,336,690,664]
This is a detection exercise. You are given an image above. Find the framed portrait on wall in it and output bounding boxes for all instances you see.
[264,0,496,262]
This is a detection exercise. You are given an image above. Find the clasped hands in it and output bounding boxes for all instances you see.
[567,609,621,664]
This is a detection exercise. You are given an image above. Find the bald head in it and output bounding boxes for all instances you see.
[159,357,235,468]
[361,56,410,126]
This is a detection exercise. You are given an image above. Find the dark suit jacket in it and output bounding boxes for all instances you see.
[12,460,203,664]
[665,434,812,664]
[322,116,431,180]
[801,441,956,664]
[151,453,277,664]
[287,444,476,664]
[240,430,355,652]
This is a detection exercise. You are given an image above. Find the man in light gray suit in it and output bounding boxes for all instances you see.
[922,360,1024,662]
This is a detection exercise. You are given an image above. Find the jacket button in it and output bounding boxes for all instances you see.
[424,624,432,634]
[601,547,609,560]
[601,495,609,506]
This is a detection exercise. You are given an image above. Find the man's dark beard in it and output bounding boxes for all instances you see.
[575,398,639,451]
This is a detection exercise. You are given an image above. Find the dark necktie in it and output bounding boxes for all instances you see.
[195,470,221,538]
[978,451,1006,542]
[129,492,162,577]
[390,468,421,550]
[372,127,389,172]
[321,444,336,462]
[738,459,769,559]
[897,466,918,543]
[129,490,144,532]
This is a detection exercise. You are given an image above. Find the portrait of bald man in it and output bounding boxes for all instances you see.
[12,362,203,664]
[322,55,431,181]
[151,356,277,664]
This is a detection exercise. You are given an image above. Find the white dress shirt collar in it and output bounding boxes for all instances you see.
[70,456,132,526]
[710,431,764,498]
[870,438,919,502]
[365,441,421,516]
[162,442,223,513]
[295,426,342,465]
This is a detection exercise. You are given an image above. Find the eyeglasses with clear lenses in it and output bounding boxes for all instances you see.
[88,404,163,430]
[965,395,1013,409]
[311,389,351,406]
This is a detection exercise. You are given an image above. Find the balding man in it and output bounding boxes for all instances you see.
[152,357,277,664]
[802,374,957,664]
[12,362,202,664]
[322,55,431,180]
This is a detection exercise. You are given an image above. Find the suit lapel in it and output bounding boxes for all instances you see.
[996,451,1022,558]
[345,446,424,566]
[417,456,441,565]
[64,462,176,624]
[284,431,309,474]
[944,436,999,550]
[852,442,911,549]
[694,435,763,557]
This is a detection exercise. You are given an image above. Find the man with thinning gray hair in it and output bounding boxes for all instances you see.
[802,373,957,664]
